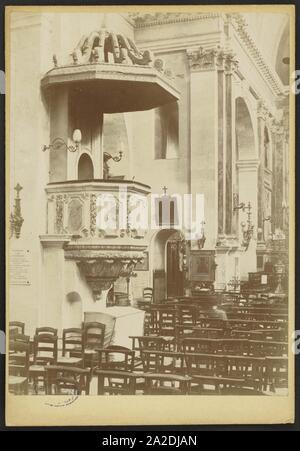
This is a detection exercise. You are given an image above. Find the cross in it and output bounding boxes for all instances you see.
[162,186,168,195]
[14,183,23,198]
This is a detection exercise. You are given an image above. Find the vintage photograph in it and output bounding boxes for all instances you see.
[6,5,294,425]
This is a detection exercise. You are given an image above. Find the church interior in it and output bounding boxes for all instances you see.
[8,11,291,396]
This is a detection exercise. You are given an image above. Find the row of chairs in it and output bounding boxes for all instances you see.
[9,322,106,395]
[46,346,287,395]
[130,336,288,358]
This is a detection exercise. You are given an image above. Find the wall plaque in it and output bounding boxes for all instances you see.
[10,249,32,286]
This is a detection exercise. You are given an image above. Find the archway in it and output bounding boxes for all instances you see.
[235,97,256,161]
[65,292,83,328]
[235,97,257,278]
[78,153,94,180]
[151,229,185,302]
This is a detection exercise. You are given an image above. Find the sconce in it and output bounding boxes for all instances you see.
[42,129,82,153]
[10,183,24,239]
[103,149,123,179]
[240,202,254,251]
[197,221,206,250]
[233,193,246,212]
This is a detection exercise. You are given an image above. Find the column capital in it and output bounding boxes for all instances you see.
[187,46,238,73]
[257,99,271,121]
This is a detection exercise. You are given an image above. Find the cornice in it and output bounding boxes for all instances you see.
[128,12,222,28]
[228,13,285,97]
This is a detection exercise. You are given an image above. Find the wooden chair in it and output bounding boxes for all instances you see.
[137,287,153,310]
[184,352,225,394]
[29,333,58,394]
[143,373,191,395]
[97,346,135,372]
[9,321,25,337]
[180,337,215,354]
[248,340,288,357]
[224,356,266,393]
[265,356,288,392]
[157,309,177,342]
[130,336,172,353]
[45,365,91,395]
[9,340,30,394]
[140,350,185,375]
[176,305,197,327]
[83,322,106,369]
[57,328,84,367]
[95,370,136,395]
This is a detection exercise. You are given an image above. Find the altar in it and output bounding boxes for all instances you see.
[84,307,145,349]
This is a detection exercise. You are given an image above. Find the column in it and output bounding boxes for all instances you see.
[224,54,237,235]
[187,47,219,249]
[257,100,268,241]
[271,120,285,232]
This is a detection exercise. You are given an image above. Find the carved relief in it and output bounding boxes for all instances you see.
[55,195,64,234]
[90,194,97,237]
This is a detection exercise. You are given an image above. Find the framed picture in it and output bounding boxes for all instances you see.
[189,250,216,282]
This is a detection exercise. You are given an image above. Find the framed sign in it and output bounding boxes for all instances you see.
[189,250,216,282]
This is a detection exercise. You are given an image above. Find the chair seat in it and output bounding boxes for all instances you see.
[57,357,83,366]
[29,365,46,374]
[84,349,97,355]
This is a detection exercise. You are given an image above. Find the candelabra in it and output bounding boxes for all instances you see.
[10,184,24,239]
[240,202,254,251]
[103,150,123,179]
[227,276,241,292]
[197,221,206,249]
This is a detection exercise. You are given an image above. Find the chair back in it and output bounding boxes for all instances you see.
[141,350,184,374]
[62,328,83,357]
[83,322,105,350]
[157,309,176,336]
[9,339,30,377]
[33,333,58,365]
[36,327,58,336]
[144,374,190,395]
[95,370,136,395]
[9,321,25,336]
[143,287,153,303]
[45,365,91,395]
[11,333,30,343]
[97,346,135,372]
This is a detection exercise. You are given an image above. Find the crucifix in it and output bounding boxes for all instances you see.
[162,186,168,196]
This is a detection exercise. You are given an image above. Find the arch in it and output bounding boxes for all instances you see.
[65,292,83,328]
[78,153,94,180]
[235,97,256,161]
